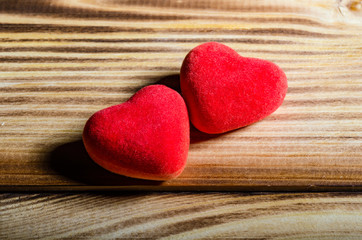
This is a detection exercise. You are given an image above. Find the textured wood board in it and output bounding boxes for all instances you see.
[1,192,362,238]
[0,0,361,190]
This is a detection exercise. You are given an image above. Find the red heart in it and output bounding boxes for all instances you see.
[82,85,189,180]
[180,42,288,134]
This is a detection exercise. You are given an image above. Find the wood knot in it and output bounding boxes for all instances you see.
[339,0,362,12]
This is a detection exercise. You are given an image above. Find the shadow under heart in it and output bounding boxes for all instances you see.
[47,139,163,187]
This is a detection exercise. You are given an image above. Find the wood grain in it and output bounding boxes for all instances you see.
[0,0,361,190]
[1,192,361,239]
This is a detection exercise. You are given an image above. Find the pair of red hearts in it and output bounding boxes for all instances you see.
[83,42,288,181]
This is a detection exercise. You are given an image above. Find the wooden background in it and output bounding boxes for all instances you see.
[0,0,361,190]
[1,0,362,239]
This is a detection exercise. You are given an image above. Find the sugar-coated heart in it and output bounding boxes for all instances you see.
[180,42,288,134]
[83,85,190,181]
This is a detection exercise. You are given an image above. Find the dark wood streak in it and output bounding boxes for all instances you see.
[0,191,358,208]
[248,49,349,55]
[0,47,347,56]
[0,130,360,140]
[283,98,361,106]
[263,231,362,240]
[269,112,362,121]
[0,66,181,72]
[287,86,362,93]
[1,110,361,121]
[2,86,361,94]
[0,46,184,53]
[0,75,170,82]
[1,96,360,107]
[2,64,360,72]
[0,110,94,117]
[282,65,362,72]
[287,73,362,81]
[182,167,362,178]
[2,73,361,82]
[0,96,127,105]
[0,24,345,37]
[0,86,139,92]
[0,57,183,63]
[0,38,296,45]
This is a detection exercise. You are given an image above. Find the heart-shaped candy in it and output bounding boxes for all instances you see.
[83,85,189,180]
[180,42,288,134]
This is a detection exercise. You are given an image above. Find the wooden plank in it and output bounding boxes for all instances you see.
[1,192,362,238]
[0,0,361,190]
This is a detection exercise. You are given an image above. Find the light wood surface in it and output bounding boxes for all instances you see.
[1,192,361,239]
[0,0,361,190]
